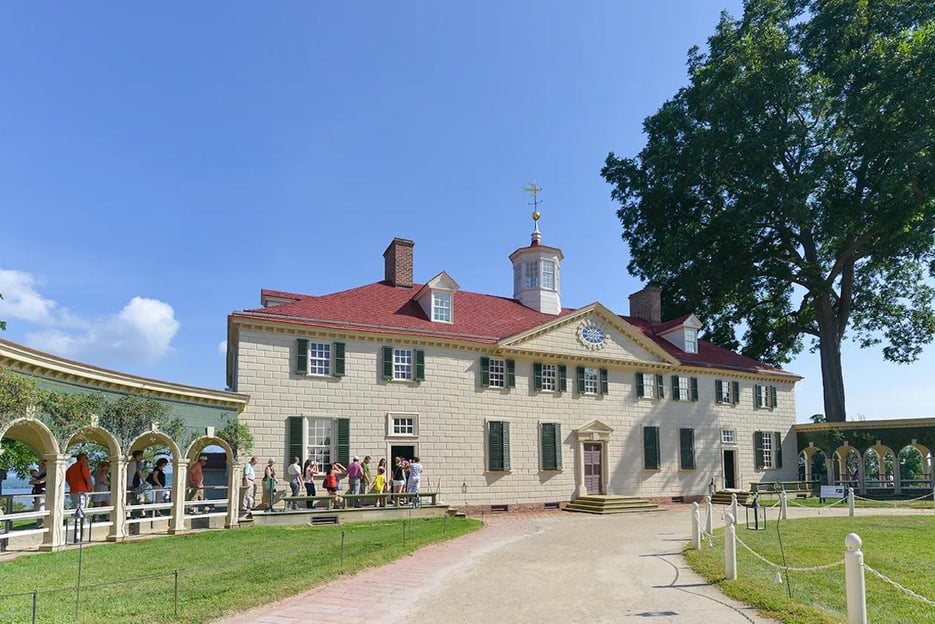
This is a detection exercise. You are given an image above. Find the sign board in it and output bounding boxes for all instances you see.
[820,485,846,499]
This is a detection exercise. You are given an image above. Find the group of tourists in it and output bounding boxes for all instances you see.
[241,454,425,514]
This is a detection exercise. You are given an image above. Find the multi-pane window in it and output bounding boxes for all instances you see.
[541,364,557,391]
[308,342,331,375]
[715,380,736,404]
[432,292,452,322]
[394,349,413,380]
[671,375,698,401]
[513,265,522,292]
[761,432,773,468]
[583,367,598,394]
[488,421,511,472]
[306,418,333,466]
[524,261,539,288]
[755,384,778,409]
[488,358,505,388]
[684,329,698,354]
[393,417,415,435]
[721,429,736,444]
[754,431,783,470]
[636,372,663,399]
[542,261,555,290]
[540,422,562,471]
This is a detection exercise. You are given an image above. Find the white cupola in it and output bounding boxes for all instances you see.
[509,209,563,315]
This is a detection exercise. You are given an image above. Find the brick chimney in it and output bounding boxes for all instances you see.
[383,238,414,288]
[629,286,662,323]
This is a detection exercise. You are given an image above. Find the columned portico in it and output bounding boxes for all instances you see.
[572,420,613,499]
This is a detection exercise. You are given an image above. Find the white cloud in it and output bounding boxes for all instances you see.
[0,269,83,327]
[1,269,180,366]
[217,340,227,357]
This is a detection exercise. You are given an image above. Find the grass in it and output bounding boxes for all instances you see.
[0,516,481,623]
[684,515,935,623]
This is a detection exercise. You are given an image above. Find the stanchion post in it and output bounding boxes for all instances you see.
[844,533,867,624]
[704,495,713,534]
[691,502,701,550]
[730,492,738,524]
[32,589,37,624]
[848,487,855,517]
[780,490,788,520]
[174,570,179,617]
[725,513,737,581]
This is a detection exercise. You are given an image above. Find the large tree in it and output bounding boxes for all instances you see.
[602,0,935,422]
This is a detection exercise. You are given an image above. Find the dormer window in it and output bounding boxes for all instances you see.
[542,260,556,290]
[524,261,539,288]
[684,328,698,353]
[432,292,452,323]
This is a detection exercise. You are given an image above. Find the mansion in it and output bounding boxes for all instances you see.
[226,222,799,508]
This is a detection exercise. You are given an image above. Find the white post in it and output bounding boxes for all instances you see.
[780,490,788,520]
[848,487,855,517]
[692,502,701,550]
[844,533,867,624]
[704,495,713,534]
[932,487,934,517]
[724,512,737,581]
[730,492,738,523]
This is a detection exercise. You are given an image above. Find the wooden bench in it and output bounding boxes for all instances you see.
[279,492,438,510]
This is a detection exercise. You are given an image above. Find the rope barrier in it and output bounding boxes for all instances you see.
[733,533,845,573]
[864,564,935,609]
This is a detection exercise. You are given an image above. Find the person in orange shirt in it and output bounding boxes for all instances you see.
[65,452,93,520]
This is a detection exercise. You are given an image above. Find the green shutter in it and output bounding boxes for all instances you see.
[754,384,763,408]
[558,365,567,392]
[480,356,490,387]
[671,375,680,401]
[296,339,308,375]
[533,363,543,390]
[774,432,783,468]
[541,423,560,471]
[600,369,609,395]
[488,421,511,471]
[415,349,425,381]
[754,431,764,469]
[690,377,698,401]
[506,359,516,388]
[576,366,585,394]
[680,428,695,470]
[732,381,740,405]
[770,385,778,408]
[333,342,345,377]
[382,346,393,380]
[715,379,723,403]
[656,374,665,399]
[636,372,644,398]
[287,416,304,463]
[336,418,350,465]
[643,426,660,470]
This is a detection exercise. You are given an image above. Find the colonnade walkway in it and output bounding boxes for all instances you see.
[217,505,781,624]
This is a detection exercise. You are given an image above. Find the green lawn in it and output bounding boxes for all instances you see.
[685,515,935,623]
[0,516,481,624]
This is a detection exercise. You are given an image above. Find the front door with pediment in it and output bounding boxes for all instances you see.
[584,443,603,494]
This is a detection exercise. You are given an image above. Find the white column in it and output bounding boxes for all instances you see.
[704,495,713,534]
[691,502,701,550]
[39,453,67,551]
[169,459,190,535]
[574,440,586,499]
[848,487,855,517]
[724,513,737,581]
[225,456,239,529]
[108,457,128,542]
[844,533,867,624]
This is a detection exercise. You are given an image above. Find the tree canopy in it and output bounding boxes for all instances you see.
[602,0,935,422]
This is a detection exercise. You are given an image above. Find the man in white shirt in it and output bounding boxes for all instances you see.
[241,456,258,515]
[286,457,302,510]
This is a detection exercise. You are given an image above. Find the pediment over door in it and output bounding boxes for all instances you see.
[573,419,614,442]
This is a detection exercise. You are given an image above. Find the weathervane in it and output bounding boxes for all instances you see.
[523,182,542,231]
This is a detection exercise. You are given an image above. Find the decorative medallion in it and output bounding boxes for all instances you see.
[577,320,607,350]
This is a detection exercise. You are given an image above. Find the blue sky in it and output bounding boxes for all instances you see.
[1,2,931,423]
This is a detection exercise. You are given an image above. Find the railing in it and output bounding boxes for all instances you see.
[749,480,822,495]
[279,491,439,511]
[0,493,50,549]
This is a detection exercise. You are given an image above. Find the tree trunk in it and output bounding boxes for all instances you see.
[815,297,847,422]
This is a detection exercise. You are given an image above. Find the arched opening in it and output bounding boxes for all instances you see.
[863,448,882,488]
[0,418,60,548]
[810,449,828,486]
[185,436,237,528]
[64,427,121,543]
[898,445,929,492]
[127,431,182,537]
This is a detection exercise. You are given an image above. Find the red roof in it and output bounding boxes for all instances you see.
[233,281,794,377]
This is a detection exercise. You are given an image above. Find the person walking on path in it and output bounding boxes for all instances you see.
[407,457,423,507]
[361,456,373,504]
[346,456,364,508]
[287,457,302,510]
[303,459,318,509]
[263,459,277,512]
[147,457,170,510]
[241,456,258,515]
[187,455,208,514]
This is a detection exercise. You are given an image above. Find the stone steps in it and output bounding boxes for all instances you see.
[564,495,662,515]
[710,490,753,506]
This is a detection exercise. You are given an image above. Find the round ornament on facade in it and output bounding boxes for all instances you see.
[577,322,607,350]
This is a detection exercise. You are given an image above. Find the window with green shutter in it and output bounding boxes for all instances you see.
[690,377,698,401]
[558,365,567,393]
[636,372,645,398]
[336,418,351,465]
[414,349,425,381]
[754,431,765,469]
[540,422,562,471]
[382,346,393,380]
[533,363,543,390]
[679,428,695,470]
[774,431,783,468]
[732,381,740,405]
[487,421,511,471]
[287,416,304,463]
[296,339,308,375]
[655,374,665,399]
[333,342,345,377]
[643,426,660,470]
[576,366,586,394]
[770,385,778,408]
[505,359,515,388]
[600,368,608,395]
[480,356,490,387]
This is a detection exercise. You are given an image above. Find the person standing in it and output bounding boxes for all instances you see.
[241,456,258,515]
[93,461,110,520]
[148,458,170,510]
[346,456,364,508]
[126,450,145,517]
[29,459,47,528]
[391,457,406,506]
[65,452,93,532]
[302,459,318,509]
[187,455,208,514]
[286,457,302,510]
[407,457,423,508]
[263,459,277,511]
[361,456,373,504]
